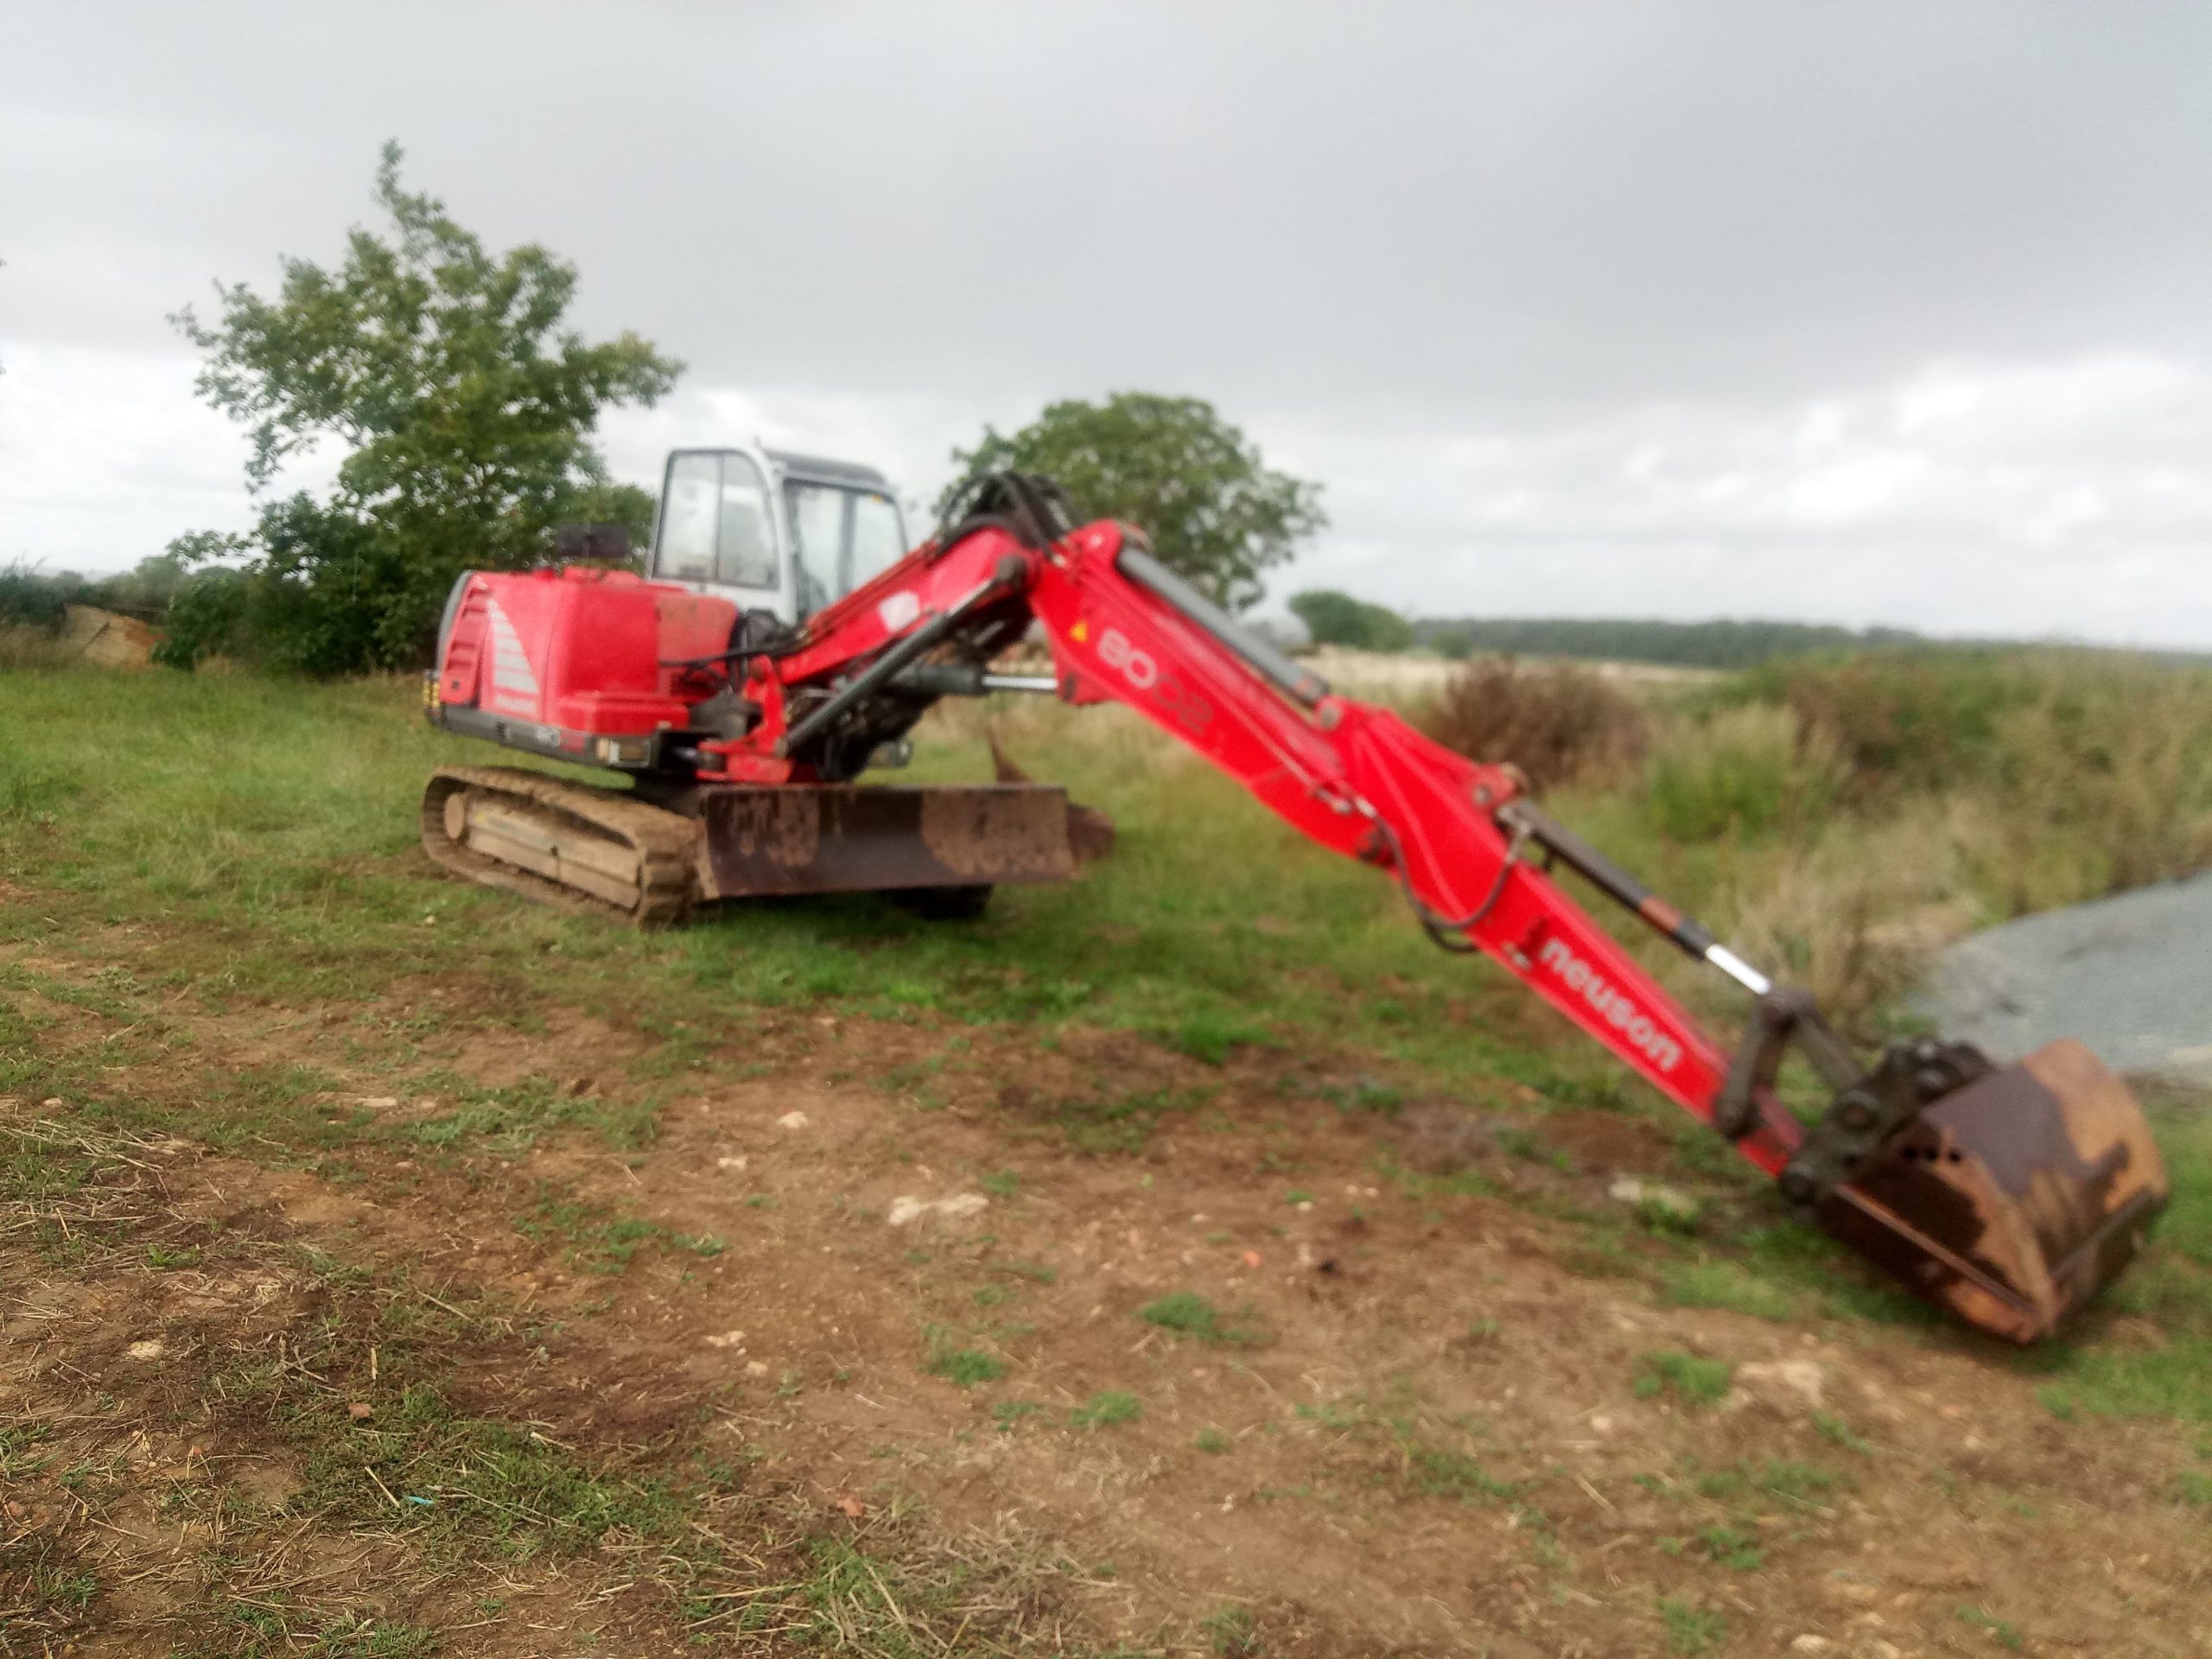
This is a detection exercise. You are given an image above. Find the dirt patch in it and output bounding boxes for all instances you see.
[7,940,2212,1656]
[1540,1107,1686,1175]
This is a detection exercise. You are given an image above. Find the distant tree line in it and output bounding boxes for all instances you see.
[1287,589,1413,652]
[1285,589,1929,666]
[1414,615,1927,669]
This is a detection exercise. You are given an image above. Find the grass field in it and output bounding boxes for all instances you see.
[3,659,2210,1655]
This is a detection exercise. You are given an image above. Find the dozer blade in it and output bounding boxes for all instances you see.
[1815,1040,2167,1342]
[989,734,1115,862]
[683,781,1074,898]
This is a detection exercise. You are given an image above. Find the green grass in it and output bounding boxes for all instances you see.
[1050,1085,1212,1156]
[1068,1391,1141,1430]
[518,1188,721,1274]
[2016,1096,2212,1425]
[1403,1443,1518,1504]
[1199,1605,1262,1656]
[924,1346,1007,1389]
[1956,1604,2024,1651]
[198,1607,441,1659]
[1660,1257,1798,1321]
[5,662,2212,1442]
[1138,1291,1262,1346]
[0,668,1667,1102]
[0,1424,54,1478]
[1691,1523,1763,1571]
[1659,1597,1727,1656]
[1690,1459,1843,1504]
[1813,1412,1872,1455]
[1632,1351,1734,1408]
[405,1071,659,1154]
[1166,1007,1272,1065]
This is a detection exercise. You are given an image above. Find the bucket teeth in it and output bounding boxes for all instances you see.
[1813,1040,2167,1342]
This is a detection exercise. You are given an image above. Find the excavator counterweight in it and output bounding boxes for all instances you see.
[416,463,2167,1342]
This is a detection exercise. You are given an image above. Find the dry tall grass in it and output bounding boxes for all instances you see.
[938,645,2212,1027]
[1643,704,1846,842]
[1418,658,1649,792]
[0,624,73,669]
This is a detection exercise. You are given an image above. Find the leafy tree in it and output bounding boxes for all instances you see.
[163,142,679,673]
[940,391,1324,612]
[1287,588,1414,652]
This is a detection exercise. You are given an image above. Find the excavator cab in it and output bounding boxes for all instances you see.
[652,445,907,622]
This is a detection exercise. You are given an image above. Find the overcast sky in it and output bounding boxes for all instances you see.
[6,2,2210,642]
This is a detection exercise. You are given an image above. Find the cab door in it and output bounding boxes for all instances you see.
[782,480,909,620]
[652,449,790,620]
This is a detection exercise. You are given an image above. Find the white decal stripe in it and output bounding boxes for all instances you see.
[485,600,542,703]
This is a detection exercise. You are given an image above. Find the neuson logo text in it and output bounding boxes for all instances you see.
[1537,938,1683,1073]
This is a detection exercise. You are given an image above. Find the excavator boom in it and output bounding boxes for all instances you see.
[422,474,2167,1341]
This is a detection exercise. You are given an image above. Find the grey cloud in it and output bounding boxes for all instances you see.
[3,3,2209,645]
[8,2,2209,406]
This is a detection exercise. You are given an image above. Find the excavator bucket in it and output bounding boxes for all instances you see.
[1815,1040,2167,1342]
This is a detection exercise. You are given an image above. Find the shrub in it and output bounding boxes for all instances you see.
[1419,658,1649,792]
[1981,663,2212,895]
[1727,800,1980,1020]
[1643,703,1844,842]
[153,567,257,671]
[1737,652,2032,795]
[2,554,202,637]
[0,562,73,632]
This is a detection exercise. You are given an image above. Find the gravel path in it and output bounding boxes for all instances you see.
[1916,871,2212,1082]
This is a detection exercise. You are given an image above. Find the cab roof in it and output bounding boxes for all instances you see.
[766,449,893,492]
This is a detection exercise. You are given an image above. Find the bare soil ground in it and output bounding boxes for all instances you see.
[5,922,2208,1658]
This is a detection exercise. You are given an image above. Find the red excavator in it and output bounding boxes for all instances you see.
[421,453,2167,1344]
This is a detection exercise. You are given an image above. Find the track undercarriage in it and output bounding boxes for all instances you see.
[420,765,1076,926]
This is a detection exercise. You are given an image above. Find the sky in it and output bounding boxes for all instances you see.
[5,2,2210,644]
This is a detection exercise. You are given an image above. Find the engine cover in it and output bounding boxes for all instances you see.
[428,566,736,767]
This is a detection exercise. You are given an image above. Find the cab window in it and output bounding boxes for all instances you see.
[851,492,906,588]
[786,481,846,616]
[657,452,777,589]
[785,482,908,617]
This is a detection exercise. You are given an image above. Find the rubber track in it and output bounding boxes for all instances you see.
[420,766,701,927]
